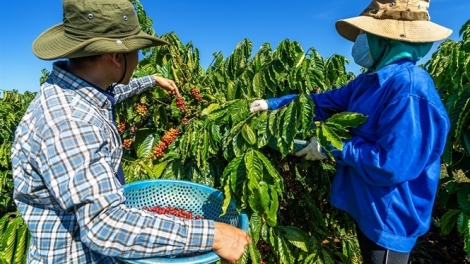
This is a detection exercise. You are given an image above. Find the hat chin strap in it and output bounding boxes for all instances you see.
[107,54,127,93]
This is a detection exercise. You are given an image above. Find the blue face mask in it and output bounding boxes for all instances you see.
[352,34,374,69]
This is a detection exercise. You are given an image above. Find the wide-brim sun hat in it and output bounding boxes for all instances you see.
[33,0,168,60]
[335,0,452,43]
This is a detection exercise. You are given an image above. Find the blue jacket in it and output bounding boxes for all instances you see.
[266,59,450,252]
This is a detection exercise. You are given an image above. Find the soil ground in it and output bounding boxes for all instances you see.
[410,220,468,263]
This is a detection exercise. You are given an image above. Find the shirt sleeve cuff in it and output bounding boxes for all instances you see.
[145,75,157,88]
[183,219,215,254]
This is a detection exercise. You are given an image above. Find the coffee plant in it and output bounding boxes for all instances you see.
[426,19,470,256]
[0,90,35,264]
[116,29,367,263]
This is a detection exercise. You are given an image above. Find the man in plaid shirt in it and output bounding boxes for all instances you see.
[11,0,251,263]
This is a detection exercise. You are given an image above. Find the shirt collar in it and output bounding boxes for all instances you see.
[363,59,415,86]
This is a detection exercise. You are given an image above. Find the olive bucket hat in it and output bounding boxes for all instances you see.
[335,0,452,43]
[32,0,168,60]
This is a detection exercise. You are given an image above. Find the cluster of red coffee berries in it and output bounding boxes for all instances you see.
[118,122,126,134]
[136,104,148,116]
[123,139,132,148]
[152,128,180,158]
[190,87,202,101]
[142,205,202,220]
[176,97,186,111]
[181,118,189,125]
[153,141,166,158]
[161,128,179,145]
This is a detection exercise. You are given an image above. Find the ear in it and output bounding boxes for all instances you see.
[107,53,122,67]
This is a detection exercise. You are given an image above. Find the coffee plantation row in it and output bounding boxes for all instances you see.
[0,1,468,262]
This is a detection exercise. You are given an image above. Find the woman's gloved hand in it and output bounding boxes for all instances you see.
[250,100,268,113]
[295,136,327,160]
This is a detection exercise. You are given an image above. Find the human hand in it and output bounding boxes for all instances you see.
[212,222,251,264]
[295,136,327,160]
[249,99,268,113]
[154,76,180,97]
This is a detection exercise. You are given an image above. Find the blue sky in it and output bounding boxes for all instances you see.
[0,0,469,94]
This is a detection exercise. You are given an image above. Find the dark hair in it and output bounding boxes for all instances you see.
[68,54,103,64]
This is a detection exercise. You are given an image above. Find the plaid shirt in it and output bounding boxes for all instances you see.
[11,61,214,263]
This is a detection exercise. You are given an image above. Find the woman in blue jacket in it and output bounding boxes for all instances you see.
[250,1,451,263]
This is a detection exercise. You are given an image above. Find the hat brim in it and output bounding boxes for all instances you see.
[33,24,169,60]
[336,16,452,43]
